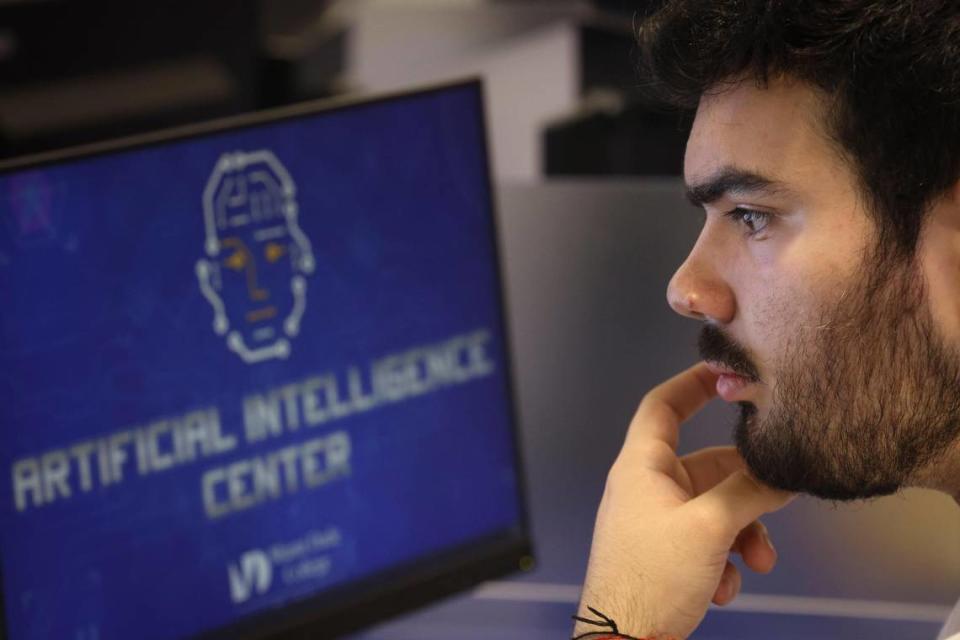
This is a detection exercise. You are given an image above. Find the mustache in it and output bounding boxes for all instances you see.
[698,325,762,383]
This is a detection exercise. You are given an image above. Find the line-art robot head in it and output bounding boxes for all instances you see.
[196,150,315,364]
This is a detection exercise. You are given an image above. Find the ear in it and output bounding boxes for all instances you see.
[916,179,960,333]
[921,178,960,239]
[946,177,960,209]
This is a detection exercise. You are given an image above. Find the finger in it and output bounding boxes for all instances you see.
[688,469,797,537]
[625,362,719,451]
[681,445,745,496]
[731,520,777,574]
[730,521,754,552]
[712,560,741,606]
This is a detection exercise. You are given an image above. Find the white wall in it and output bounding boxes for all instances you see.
[335,0,589,181]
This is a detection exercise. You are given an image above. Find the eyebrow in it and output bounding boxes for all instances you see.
[685,167,790,207]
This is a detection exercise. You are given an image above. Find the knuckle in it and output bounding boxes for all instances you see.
[618,440,675,473]
[604,461,623,487]
[688,502,736,538]
[604,449,662,492]
[605,455,641,486]
[603,459,629,495]
[638,393,667,421]
[634,394,654,420]
[636,389,666,416]
[638,439,675,463]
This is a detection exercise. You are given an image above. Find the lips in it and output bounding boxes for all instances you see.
[704,361,754,402]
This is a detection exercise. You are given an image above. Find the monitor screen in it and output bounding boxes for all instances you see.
[0,80,530,640]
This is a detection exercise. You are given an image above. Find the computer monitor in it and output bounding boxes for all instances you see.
[0,79,531,640]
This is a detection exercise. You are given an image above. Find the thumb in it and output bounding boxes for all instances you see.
[689,469,797,534]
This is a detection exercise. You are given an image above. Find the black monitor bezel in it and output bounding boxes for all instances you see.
[0,77,534,640]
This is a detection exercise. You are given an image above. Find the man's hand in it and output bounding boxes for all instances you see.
[573,362,796,639]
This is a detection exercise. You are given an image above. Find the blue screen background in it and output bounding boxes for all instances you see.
[0,83,523,639]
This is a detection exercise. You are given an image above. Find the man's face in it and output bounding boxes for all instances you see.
[670,76,960,501]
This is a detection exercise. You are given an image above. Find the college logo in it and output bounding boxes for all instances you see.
[227,549,273,604]
[196,150,315,364]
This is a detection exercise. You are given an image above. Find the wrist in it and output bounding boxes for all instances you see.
[573,635,668,640]
[572,632,680,640]
[571,605,682,640]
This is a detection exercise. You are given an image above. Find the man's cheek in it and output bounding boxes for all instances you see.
[740,282,803,358]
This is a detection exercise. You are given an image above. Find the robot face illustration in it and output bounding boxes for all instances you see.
[196,150,315,363]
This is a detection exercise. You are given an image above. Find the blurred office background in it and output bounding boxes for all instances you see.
[1,1,957,638]
[0,0,685,176]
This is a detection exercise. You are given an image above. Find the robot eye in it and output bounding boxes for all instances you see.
[224,248,248,271]
[265,242,287,263]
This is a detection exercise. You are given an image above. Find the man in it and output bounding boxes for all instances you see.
[572,1,960,638]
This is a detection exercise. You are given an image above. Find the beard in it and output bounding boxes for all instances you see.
[699,247,960,502]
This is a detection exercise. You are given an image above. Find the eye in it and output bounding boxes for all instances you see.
[724,207,772,237]
[264,242,286,263]
[224,249,248,271]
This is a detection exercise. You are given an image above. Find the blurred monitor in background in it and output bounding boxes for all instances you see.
[0,79,531,640]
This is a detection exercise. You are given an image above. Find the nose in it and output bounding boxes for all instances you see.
[666,250,736,324]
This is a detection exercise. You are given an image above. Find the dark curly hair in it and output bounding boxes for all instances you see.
[635,0,960,257]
